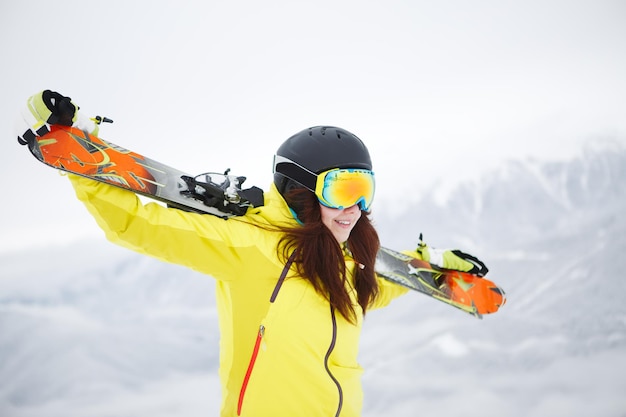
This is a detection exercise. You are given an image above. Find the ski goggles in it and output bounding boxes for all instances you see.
[273,155,375,211]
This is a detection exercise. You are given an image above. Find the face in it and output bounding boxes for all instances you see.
[319,203,362,244]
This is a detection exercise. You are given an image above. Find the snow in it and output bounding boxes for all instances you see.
[1,145,626,416]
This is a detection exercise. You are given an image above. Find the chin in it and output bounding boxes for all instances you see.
[334,233,350,244]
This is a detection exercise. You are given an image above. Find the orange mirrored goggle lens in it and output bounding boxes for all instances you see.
[315,168,375,210]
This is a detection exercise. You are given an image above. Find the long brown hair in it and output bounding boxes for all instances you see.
[279,188,380,323]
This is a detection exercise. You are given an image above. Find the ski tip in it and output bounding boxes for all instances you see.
[490,285,507,305]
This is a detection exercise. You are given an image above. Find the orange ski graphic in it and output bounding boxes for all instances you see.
[33,125,158,193]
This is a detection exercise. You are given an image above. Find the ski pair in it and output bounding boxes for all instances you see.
[19,124,506,318]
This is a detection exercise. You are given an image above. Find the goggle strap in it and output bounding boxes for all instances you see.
[274,160,317,191]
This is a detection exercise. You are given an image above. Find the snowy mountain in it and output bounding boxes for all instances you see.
[1,145,625,417]
[367,143,626,416]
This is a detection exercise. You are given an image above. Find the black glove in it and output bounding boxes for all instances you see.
[42,90,77,126]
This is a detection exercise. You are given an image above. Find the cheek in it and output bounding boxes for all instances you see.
[319,205,335,229]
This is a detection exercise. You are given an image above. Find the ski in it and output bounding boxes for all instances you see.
[19,124,263,218]
[19,124,505,318]
[375,247,505,318]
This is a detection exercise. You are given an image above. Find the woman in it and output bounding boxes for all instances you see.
[20,91,487,417]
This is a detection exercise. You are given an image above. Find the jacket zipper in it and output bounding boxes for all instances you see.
[237,324,265,416]
[237,251,300,415]
[325,306,343,417]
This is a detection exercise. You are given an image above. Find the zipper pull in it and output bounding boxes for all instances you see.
[259,325,266,351]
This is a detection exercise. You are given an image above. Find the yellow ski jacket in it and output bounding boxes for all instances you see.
[69,174,408,417]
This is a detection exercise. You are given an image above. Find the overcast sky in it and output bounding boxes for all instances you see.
[1,0,625,252]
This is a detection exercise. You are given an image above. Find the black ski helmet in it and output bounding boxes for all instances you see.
[273,126,373,197]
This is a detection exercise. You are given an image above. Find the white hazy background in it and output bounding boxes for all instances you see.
[1,1,626,416]
[1,0,625,251]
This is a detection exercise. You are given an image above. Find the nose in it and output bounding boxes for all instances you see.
[343,204,359,213]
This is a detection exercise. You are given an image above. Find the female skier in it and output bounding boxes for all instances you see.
[20,91,487,417]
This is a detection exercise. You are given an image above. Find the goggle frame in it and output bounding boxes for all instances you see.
[273,154,375,211]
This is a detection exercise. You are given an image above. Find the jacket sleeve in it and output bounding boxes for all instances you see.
[68,174,270,280]
[369,276,409,310]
